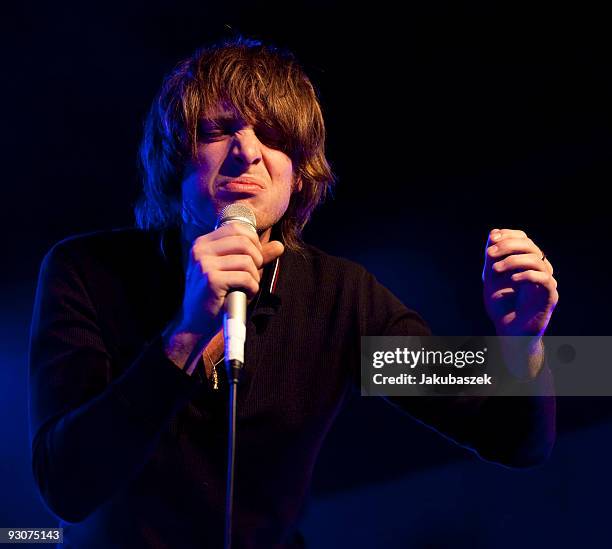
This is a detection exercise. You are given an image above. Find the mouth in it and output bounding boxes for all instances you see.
[217,179,264,194]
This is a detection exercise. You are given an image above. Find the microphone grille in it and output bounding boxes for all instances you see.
[216,203,257,232]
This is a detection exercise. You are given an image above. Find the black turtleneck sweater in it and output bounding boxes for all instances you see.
[28,227,555,548]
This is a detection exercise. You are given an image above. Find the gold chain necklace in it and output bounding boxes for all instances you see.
[203,348,223,390]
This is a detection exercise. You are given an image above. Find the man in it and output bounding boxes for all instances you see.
[28,37,558,548]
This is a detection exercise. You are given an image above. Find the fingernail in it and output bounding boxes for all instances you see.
[489,245,498,254]
[492,233,501,242]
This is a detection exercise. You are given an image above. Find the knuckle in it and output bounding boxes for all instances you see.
[193,235,208,247]
[496,241,509,254]
[190,245,201,262]
[191,255,208,275]
[247,243,262,262]
[530,253,541,264]
[197,260,209,278]
[194,241,213,260]
[243,255,256,271]
[207,271,218,287]
[243,274,259,294]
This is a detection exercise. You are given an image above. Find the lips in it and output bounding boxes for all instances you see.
[217,179,264,194]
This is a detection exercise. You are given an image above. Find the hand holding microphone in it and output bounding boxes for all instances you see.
[162,204,284,375]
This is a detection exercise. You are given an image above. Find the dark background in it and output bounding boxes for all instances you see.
[2,1,611,547]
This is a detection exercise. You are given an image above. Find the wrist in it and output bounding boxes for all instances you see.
[162,318,217,375]
[498,336,545,381]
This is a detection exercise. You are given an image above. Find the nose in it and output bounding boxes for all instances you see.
[230,128,262,167]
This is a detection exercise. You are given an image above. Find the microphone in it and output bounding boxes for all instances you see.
[215,203,257,382]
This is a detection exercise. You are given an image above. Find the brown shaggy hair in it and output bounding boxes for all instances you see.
[135,37,335,250]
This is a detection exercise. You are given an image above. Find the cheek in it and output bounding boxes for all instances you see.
[269,154,295,186]
[185,154,222,198]
[276,166,296,205]
[194,143,228,174]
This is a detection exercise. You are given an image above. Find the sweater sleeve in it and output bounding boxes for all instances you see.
[28,243,203,523]
[358,269,556,469]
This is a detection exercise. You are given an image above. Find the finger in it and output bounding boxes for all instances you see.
[484,228,527,280]
[223,271,260,298]
[210,271,260,299]
[262,241,285,265]
[485,236,541,280]
[487,237,541,260]
[510,269,558,290]
[206,236,264,268]
[493,253,548,274]
[543,257,554,275]
[488,231,553,276]
[488,286,517,301]
[483,228,501,281]
[489,228,528,243]
[215,254,261,282]
[204,222,263,251]
[484,269,520,297]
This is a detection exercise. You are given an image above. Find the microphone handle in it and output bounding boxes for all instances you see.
[223,289,247,378]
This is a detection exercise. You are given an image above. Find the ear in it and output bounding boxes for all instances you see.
[294,175,303,193]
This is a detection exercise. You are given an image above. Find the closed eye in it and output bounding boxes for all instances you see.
[254,124,286,151]
[198,121,228,142]
[199,129,227,142]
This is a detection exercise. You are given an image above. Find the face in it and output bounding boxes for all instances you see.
[180,107,300,242]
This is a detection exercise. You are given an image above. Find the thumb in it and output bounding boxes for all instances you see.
[262,240,285,264]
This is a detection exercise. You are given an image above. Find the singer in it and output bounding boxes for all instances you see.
[28,37,558,548]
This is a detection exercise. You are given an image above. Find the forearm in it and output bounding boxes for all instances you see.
[386,365,556,468]
[473,367,556,467]
[161,318,218,375]
[472,338,555,466]
[32,335,202,523]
